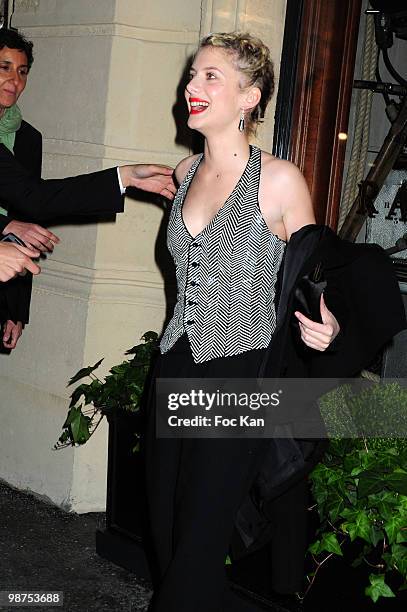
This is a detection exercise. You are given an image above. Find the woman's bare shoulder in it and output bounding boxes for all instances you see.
[260,151,305,186]
[259,150,315,238]
[175,154,201,186]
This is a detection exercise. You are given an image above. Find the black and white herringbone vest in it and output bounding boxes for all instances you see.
[160,145,286,363]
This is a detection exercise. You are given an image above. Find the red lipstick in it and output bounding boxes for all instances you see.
[189,97,209,114]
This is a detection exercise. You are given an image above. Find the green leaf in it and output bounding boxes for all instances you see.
[69,408,91,444]
[341,509,372,543]
[67,358,104,387]
[63,406,81,428]
[358,470,387,498]
[386,544,407,576]
[69,383,90,408]
[386,469,407,496]
[319,532,343,556]
[396,529,407,544]
[125,331,158,355]
[369,526,384,547]
[311,481,329,508]
[384,516,404,545]
[344,487,358,506]
[344,453,361,474]
[350,465,366,477]
[340,507,360,521]
[367,490,400,521]
[327,497,345,522]
[365,574,395,603]
[326,471,345,486]
[308,539,321,555]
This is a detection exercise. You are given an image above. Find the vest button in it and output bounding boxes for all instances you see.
[191,262,199,268]
[190,281,198,286]
[188,300,195,306]
[186,320,195,325]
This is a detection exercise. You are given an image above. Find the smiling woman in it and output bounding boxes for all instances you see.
[144,31,341,612]
[186,32,274,137]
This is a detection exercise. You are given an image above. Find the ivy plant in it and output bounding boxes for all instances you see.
[55,331,158,449]
[306,382,407,604]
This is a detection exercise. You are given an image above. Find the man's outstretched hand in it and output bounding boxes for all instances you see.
[119,164,176,200]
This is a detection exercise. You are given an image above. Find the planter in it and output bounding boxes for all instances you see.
[95,411,151,579]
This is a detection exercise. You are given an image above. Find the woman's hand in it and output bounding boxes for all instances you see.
[2,320,23,349]
[294,294,340,351]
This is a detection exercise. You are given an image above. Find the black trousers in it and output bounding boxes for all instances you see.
[144,336,269,611]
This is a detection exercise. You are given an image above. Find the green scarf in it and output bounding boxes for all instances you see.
[0,104,22,216]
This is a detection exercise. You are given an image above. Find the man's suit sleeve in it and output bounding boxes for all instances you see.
[0,144,124,221]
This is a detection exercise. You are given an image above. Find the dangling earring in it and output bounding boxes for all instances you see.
[238,109,245,132]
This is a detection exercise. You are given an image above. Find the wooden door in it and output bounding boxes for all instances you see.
[273,0,363,228]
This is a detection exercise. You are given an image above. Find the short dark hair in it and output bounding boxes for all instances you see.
[0,28,34,70]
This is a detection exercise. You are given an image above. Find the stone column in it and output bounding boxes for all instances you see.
[0,0,200,511]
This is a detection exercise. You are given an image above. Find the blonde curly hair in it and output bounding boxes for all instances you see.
[198,32,275,134]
